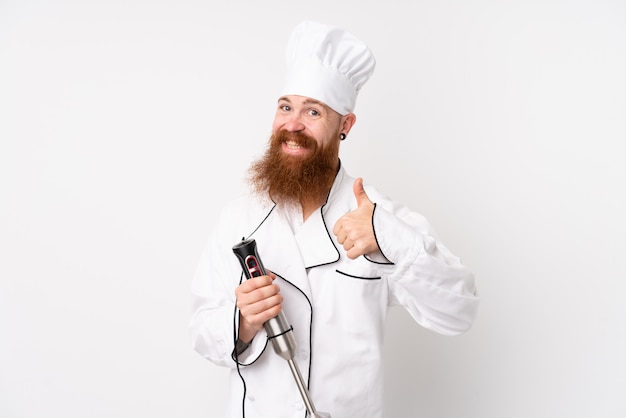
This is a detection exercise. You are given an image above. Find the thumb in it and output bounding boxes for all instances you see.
[353,178,371,207]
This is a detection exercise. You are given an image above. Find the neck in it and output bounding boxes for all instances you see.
[301,198,323,221]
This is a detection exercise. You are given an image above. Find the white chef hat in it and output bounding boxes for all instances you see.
[280,21,376,115]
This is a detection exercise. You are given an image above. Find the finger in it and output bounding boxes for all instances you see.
[236,280,279,307]
[237,289,282,320]
[240,282,280,303]
[239,297,283,328]
[238,274,274,293]
[239,292,283,316]
[332,217,343,236]
[346,242,365,260]
[336,230,347,245]
[353,178,372,208]
[254,302,283,323]
[346,247,360,260]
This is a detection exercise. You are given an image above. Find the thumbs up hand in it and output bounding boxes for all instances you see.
[333,178,379,259]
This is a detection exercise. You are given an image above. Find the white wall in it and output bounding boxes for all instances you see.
[1,1,624,417]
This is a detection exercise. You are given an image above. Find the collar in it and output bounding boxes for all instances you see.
[250,164,354,273]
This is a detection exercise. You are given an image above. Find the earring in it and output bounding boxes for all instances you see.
[340,133,346,140]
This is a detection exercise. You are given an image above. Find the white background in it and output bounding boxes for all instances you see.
[1,1,625,417]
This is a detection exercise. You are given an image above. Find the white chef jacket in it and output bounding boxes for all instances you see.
[190,164,479,417]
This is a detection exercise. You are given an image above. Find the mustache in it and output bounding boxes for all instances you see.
[273,130,317,149]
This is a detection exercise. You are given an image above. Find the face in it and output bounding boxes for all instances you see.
[247,95,356,208]
[272,95,346,162]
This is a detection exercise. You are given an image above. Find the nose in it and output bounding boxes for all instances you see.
[283,113,305,132]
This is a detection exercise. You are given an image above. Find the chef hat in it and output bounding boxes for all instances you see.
[280,21,376,115]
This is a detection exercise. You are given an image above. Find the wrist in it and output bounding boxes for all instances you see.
[234,337,253,355]
[238,315,260,344]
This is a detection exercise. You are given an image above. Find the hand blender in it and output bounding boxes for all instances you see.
[233,239,331,418]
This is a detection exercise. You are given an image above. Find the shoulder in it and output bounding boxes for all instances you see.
[337,165,432,229]
[221,193,273,215]
[332,165,393,208]
[214,193,276,239]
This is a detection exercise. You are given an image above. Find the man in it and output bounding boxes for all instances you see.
[190,21,479,418]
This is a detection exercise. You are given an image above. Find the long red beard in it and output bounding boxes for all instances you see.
[248,130,340,208]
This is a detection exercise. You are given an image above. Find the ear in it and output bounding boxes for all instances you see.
[340,113,357,136]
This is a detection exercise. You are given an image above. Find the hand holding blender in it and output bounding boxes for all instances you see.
[233,239,331,418]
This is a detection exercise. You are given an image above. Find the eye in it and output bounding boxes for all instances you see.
[307,108,321,117]
[280,104,291,112]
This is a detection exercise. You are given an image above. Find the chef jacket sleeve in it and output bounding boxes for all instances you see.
[372,202,480,336]
[189,207,267,368]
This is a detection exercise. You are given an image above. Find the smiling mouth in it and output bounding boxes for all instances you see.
[275,130,316,155]
[284,140,306,150]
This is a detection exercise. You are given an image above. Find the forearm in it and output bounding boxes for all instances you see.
[189,233,240,368]
[189,298,238,368]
